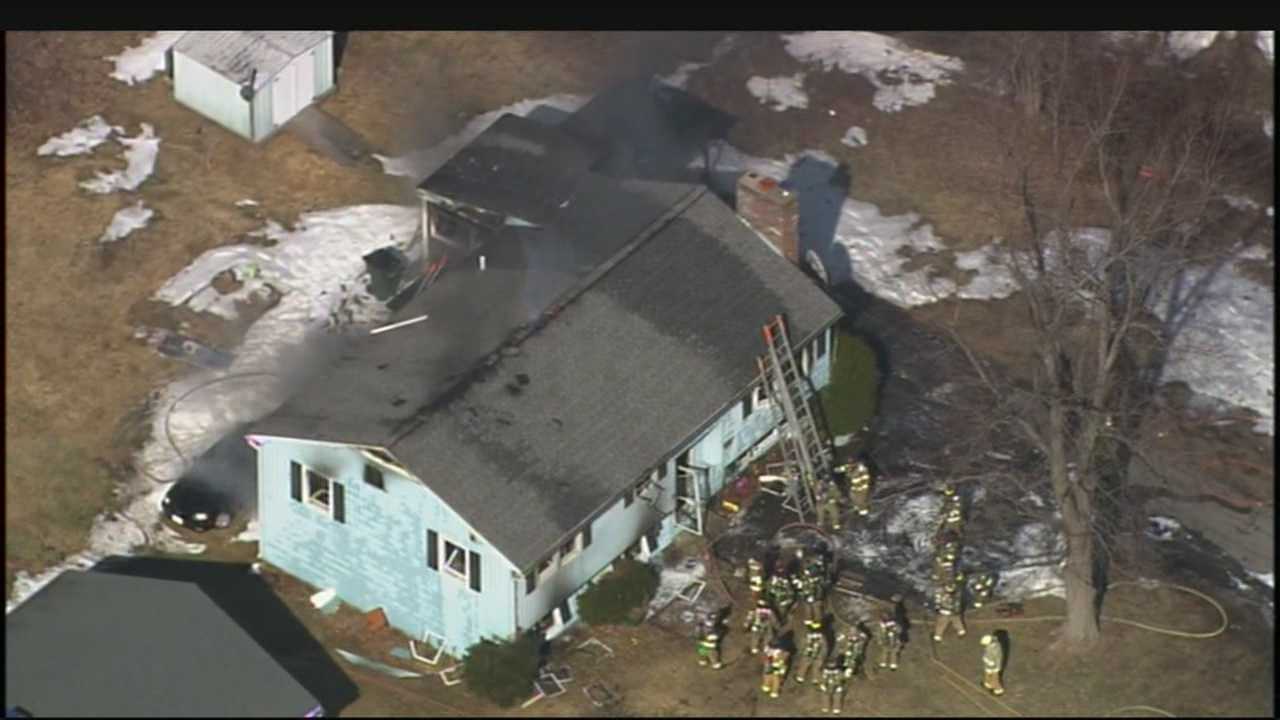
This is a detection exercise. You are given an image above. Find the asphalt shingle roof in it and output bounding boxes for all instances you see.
[174,31,332,89]
[5,568,322,717]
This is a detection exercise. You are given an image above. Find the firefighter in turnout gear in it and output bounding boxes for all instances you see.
[834,622,871,677]
[747,557,767,605]
[932,546,958,589]
[815,479,845,531]
[761,641,790,698]
[696,616,724,669]
[767,561,796,622]
[744,598,780,655]
[846,462,873,517]
[794,618,830,685]
[819,658,854,714]
[970,572,996,609]
[799,572,827,626]
[980,634,1006,696]
[933,574,967,642]
[876,612,903,670]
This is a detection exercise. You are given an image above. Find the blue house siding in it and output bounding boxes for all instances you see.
[255,439,517,656]
[256,322,838,647]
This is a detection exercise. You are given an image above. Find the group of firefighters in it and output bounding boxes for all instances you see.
[694,459,1008,713]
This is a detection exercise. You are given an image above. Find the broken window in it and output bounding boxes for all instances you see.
[582,522,593,549]
[443,540,467,580]
[816,329,827,359]
[469,550,482,592]
[623,487,635,508]
[742,390,754,418]
[290,461,303,501]
[525,567,537,594]
[306,469,332,511]
[427,529,439,570]
[538,553,557,582]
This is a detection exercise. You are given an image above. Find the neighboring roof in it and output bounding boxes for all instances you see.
[418,113,603,225]
[5,566,324,718]
[174,31,333,88]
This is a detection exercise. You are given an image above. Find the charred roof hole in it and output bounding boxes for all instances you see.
[516,373,530,386]
[391,397,406,407]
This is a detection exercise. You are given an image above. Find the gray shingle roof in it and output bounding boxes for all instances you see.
[174,31,332,88]
[5,569,321,717]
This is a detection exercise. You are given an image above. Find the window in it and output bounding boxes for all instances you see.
[582,521,593,549]
[742,390,754,418]
[364,464,385,490]
[290,461,303,501]
[623,487,635,508]
[306,469,332,511]
[816,330,827,359]
[469,550,482,592]
[525,568,537,595]
[538,553,557,582]
[753,383,771,408]
[443,540,467,579]
[427,529,439,570]
[560,531,586,566]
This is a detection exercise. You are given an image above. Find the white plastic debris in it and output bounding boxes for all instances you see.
[235,198,260,208]
[840,126,868,148]
[37,115,123,157]
[310,588,338,609]
[106,31,188,85]
[99,201,154,244]
[746,74,810,111]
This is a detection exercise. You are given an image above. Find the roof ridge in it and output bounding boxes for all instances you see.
[385,183,707,449]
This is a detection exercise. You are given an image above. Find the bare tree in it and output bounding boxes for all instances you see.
[946,32,1269,649]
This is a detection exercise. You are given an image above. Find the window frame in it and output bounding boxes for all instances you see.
[559,532,584,566]
[305,468,334,515]
[816,329,827,359]
[442,539,468,581]
[537,552,559,583]
[363,463,385,491]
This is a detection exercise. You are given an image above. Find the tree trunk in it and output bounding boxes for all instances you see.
[1060,488,1102,646]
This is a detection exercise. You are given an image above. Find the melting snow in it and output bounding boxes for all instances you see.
[841,126,868,148]
[106,31,188,85]
[234,519,261,543]
[99,200,154,244]
[746,74,810,111]
[659,34,739,90]
[1146,515,1182,541]
[1249,571,1275,589]
[373,94,588,181]
[1167,31,1221,60]
[1224,194,1263,212]
[79,124,160,194]
[1257,31,1274,64]
[781,32,964,113]
[37,115,123,157]
[1265,114,1274,140]
[646,558,707,619]
[236,198,260,208]
[1153,251,1275,435]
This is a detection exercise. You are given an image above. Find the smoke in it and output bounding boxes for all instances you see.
[175,422,257,514]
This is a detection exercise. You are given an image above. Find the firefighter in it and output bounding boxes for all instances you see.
[932,547,958,589]
[696,615,724,669]
[799,572,827,626]
[794,618,829,685]
[819,657,854,714]
[876,611,903,670]
[847,462,873,517]
[833,622,870,677]
[761,640,791,699]
[743,598,780,655]
[747,557,767,606]
[970,572,996,609]
[933,525,962,563]
[980,633,1006,696]
[815,479,845,531]
[932,574,967,642]
[767,561,796,622]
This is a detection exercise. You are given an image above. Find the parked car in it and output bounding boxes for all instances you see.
[161,480,233,533]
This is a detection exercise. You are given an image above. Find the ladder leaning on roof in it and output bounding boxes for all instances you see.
[756,314,832,522]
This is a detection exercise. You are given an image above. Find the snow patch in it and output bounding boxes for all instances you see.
[660,34,738,89]
[236,198,260,208]
[1224,194,1263,212]
[106,31,188,85]
[746,74,809,111]
[646,558,706,618]
[953,243,1022,301]
[1249,571,1274,589]
[79,124,160,194]
[37,115,123,157]
[997,522,1067,599]
[781,32,963,113]
[99,200,154,244]
[885,493,943,554]
[841,126,868,148]
[1167,31,1220,60]
[1263,113,1274,140]
[1257,31,1274,64]
[1153,252,1275,435]
[1146,515,1182,541]
[234,519,260,543]
[373,93,588,181]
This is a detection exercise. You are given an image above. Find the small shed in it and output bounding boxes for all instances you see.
[171,31,335,142]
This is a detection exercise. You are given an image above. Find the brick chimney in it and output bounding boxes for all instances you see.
[736,171,799,265]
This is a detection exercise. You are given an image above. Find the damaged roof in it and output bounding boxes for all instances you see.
[174,31,333,88]
[254,96,842,571]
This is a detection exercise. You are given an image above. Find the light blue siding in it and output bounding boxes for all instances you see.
[257,322,838,648]
[256,440,516,656]
[250,85,273,142]
[173,51,251,140]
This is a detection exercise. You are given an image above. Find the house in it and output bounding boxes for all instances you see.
[170,31,335,142]
[249,84,843,656]
[5,559,330,717]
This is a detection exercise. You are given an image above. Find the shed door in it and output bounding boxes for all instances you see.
[272,63,298,125]
[295,51,316,105]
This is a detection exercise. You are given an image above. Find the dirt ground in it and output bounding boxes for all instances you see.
[7,30,1273,718]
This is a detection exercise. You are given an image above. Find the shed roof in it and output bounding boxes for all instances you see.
[5,567,323,717]
[174,31,332,88]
